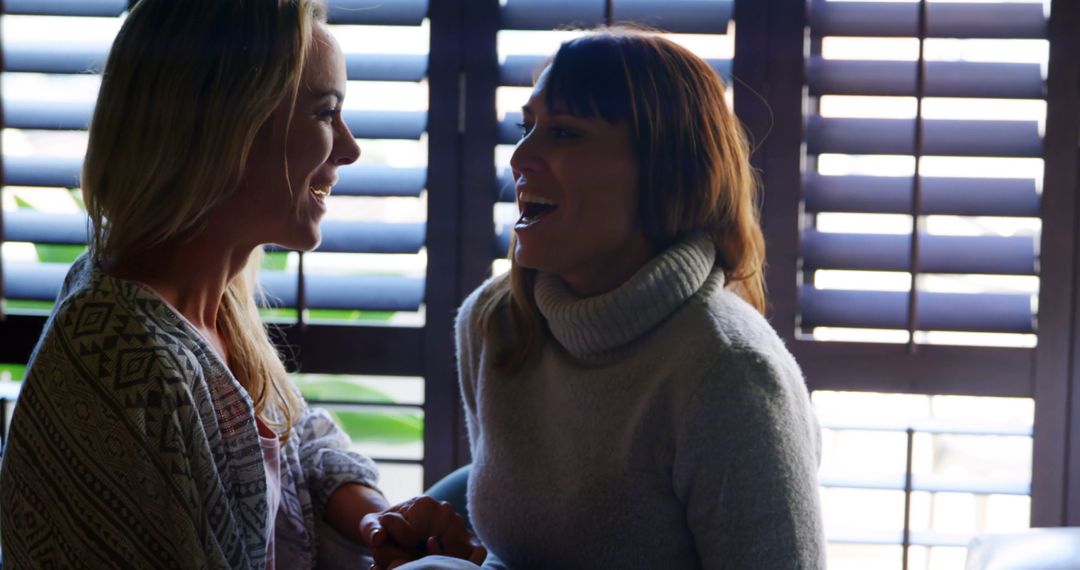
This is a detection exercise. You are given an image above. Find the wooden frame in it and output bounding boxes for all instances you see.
[1,0,1078,518]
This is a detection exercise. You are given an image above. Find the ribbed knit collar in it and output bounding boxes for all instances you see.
[534,233,718,361]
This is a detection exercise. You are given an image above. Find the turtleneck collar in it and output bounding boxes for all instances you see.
[534,233,719,361]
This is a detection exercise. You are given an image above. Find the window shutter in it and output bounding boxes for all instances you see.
[742,0,1056,565]
[0,0,455,494]
[775,0,1050,395]
[488,0,735,261]
[0,0,431,317]
[801,0,1045,339]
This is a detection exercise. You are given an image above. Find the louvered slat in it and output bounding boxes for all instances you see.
[810,2,1046,39]
[344,53,427,82]
[4,156,82,188]
[2,262,425,311]
[3,43,109,74]
[801,230,1036,275]
[325,0,427,26]
[500,0,733,33]
[343,110,427,140]
[3,101,427,140]
[827,529,974,548]
[803,173,1040,218]
[806,116,1042,158]
[261,272,424,312]
[4,0,126,17]
[2,45,428,81]
[4,100,93,131]
[499,54,732,87]
[335,164,426,198]
[611,0,734,35]
[1,156,425,198]
[2,210,425,256]
[807,57,1044,99]
[2,211,88,245]
[800,286,1034,333]
[269,221,425,254]
[819,473,1031,495]
[821,418,1033,437]
[4,0,429,25]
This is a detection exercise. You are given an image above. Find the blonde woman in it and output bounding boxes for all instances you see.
[453,30,826,568]
[0,1,479,568]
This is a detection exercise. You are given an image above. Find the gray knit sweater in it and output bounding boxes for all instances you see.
[454,235,826,570]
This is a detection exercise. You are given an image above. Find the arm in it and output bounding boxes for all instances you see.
[326,482,390,544]
[674,351,826,570]
[0,328,217,568]
[295,404,384,531]
[454,287,485,456]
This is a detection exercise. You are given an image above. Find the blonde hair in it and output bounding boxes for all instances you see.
[478,28,766,372]
[83,0,328,439]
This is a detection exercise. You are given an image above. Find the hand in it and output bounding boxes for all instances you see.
[360,496,486,570]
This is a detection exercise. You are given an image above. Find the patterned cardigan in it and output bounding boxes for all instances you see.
[0,255,381,569]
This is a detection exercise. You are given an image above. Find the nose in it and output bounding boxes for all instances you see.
[509,130,543,178]
[333,119,361,166]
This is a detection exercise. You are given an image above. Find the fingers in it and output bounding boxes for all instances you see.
[371,542,419,570]
[359,513,386,549]
[370,557,416,570]
[423,500,454,539]
[402,496,451,531]
[379,511,425,551]
[369,497,486,567]
[424,535,442,556]
[469,545,488,564]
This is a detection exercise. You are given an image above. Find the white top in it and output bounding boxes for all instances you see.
[456,234,826,569]
[260,433,282,570]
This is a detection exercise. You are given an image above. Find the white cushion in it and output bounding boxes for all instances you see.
[965,528,1080,570]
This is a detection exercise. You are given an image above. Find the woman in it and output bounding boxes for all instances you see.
[454,29,826,568]
[0,1,479,568]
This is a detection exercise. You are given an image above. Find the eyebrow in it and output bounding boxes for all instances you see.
[316,89,344,104]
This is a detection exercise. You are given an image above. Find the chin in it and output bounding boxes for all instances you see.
[513,244,552,273]
[281,231,322,253]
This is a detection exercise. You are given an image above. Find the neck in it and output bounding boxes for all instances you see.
[558,238,656,298]
[106,232,255,332]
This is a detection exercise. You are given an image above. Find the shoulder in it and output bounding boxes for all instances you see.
[674,271,808,403]
[33,269,203,393]
[456,272,511,337]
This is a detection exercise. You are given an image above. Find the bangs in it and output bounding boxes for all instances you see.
[543,35,633,124]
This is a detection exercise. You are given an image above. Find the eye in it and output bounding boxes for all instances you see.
[516,121,533,139]
[318,109,338,123]
[552,127,579,140]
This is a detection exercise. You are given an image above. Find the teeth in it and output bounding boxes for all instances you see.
[518,191,556,206]
[311,185,332,198]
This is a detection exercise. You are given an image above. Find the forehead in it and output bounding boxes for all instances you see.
[525,66,552,110]
[302,24,346,90]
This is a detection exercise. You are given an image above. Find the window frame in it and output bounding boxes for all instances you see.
[733,0,1080,527]
[2,0,1079,525]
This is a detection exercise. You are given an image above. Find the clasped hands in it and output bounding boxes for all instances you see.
[361,496,487,570]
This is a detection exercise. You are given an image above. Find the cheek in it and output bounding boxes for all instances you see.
[285,125,334,177]
[566,155,639,233]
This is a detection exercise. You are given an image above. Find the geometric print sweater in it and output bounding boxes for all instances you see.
[0,254,381,569]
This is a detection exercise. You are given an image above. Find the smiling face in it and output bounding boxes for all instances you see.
[510,67,654,297]
[221,23,360,252]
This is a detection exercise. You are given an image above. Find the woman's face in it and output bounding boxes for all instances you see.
[510,67,653,297]
[226,23,360,251]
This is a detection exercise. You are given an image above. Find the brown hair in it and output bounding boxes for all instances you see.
[83,0,328,440]
[477,27,766,371]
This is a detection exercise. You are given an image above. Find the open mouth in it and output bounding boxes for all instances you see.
[516,191,558,227]
[310,185,332,200]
